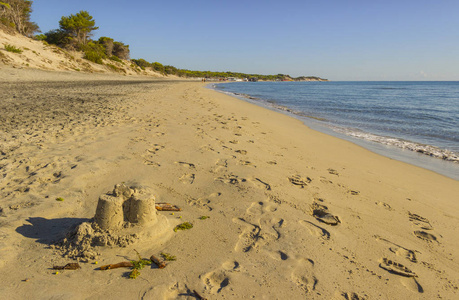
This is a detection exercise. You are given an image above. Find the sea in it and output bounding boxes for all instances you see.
[212,81,459,180]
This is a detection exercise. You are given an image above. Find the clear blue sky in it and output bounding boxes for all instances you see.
[31,0,459,80]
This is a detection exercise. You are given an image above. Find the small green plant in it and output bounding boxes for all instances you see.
[160,252,176,261]
[55,197,64,202]
[173,222,193,232]
[199,216,210,220]
[129,250,151,279]
[4,44,22,53]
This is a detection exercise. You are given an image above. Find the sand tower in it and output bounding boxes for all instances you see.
[94,184,158,230]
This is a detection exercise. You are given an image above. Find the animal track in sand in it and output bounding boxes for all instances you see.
[408,212,433,230]
[299,220,331,240]
[288,175,312,188]
[291,258,318,294]
[235,149,247,155]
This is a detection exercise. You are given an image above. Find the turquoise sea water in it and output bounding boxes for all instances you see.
[213,81,459,178]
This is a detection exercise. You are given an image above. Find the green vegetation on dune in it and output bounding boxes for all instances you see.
[2,1,327,80]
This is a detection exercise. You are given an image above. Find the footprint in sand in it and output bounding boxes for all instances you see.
[408,212,433,230]
[309,202,340,226]
[335,291,366,300]
[327,168,339,176]
[175,161,196,169]
[389,247,417,263]
[233,201,282,253]
[248,177,271,190]
[291,258,318,294]
[413,230,438,243]
[147,144,165,154]
[179,173,195,184]
[379,258,423,293]
[238,160,256,168]
[233,218,262,253]
[202,269,231,295]
[376,201,394,211]
[288,175,312,188]
[215,174,246,185]
[379,258,417,277]
[374,236,418,263]
[185,196,212,211]
[299,220,331,240]
[142,157,161,167]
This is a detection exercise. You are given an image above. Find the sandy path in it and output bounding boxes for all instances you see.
[0,72,458,299]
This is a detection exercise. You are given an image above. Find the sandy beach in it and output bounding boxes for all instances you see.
[0,69,458,299]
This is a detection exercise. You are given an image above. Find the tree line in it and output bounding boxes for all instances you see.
[1,1,326,81]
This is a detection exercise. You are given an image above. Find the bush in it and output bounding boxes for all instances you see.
[4,44,22,53]
[109,55,123,63]
[131,58,150,69]
[44,29,70,47]
[80,41,106,64]
[34,34,47,41]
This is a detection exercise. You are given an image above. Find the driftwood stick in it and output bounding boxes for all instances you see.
[99,261,134,270]
[150,255,166,269]
[53,263,81,270]
[155,203,182,211]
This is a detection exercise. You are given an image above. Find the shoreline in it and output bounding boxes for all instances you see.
[211,82,459,180]
[1,71,458,299]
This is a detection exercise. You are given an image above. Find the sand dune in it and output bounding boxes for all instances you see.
[0,69,458,299]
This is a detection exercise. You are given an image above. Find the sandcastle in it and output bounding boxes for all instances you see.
[56,184,172,260]
[94,183,158,230]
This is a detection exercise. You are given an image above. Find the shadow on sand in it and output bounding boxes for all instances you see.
[16,217,90,244]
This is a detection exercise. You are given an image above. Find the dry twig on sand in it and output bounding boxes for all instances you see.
[155,203,181,211]
[99,261,134,270]
[150,255,166,269]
